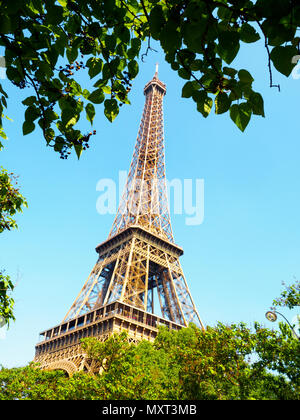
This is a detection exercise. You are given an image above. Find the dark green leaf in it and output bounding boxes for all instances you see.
[193,91,213,118]
[178,67,191,80]
[239,23,260,43]
[217,31,240,64]
[88,89,105,104]
[270,45,299,77]
[66,46,78,63]
[86,103,95,124]
[248,92,265,117]
[160,21,181,53]
[87,58,103,79]
[22,120,35,135]
[128,60,139,79]
[105,34,117,52]
[215,92,231,114]
[74,143,83,159]
[230,103,252,132]
[182,81,200,98]
[149,5,165,40]
[0,15,11,34]
[238,69,254,85]
[22,96,37,106]
[223,67,238,77]
[104,99,119,122]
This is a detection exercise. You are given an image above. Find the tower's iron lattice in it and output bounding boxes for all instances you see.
[34,69,204,376]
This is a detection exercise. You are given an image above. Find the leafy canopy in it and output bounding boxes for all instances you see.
[0,320,299,400]
[0,0,299,158]
[0,280,299,400]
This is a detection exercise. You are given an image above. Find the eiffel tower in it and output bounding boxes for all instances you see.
[34,67,204,376]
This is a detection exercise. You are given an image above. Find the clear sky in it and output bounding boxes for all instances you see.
[0,39,299,368]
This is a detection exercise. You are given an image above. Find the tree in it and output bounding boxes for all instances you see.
[0,167,27,233]
[0,271,15,326]
[81,332,171,399]
[272,279,300,311]
[1,281,299,400]
[1,320,298,400]
[0,0,299,159]
[153,322,299,400]
[0,167,27,326]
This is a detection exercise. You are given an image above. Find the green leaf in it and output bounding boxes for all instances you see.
[22,96,37,106]
[87,57,103,79]
[182,81,200,98]
[0,15,11,34]
[86,103,95,124]
[61,107,77,127]
[239,23,260,43]
[74,143,83,159]
[215,92,231,114]
[262,19,296,47]
[6,67,23,84]
[25,105,40,122]
[182,21,206,53]
[178,67,191,80]
[131,38,141,52]
[193,91,213,118]
[223,67,237,77]
[66,46,78,63]
[160,20,181,53]
[128,60,139,79]
[270,45,299,77]
[230,103,252,132]
[238,69,254,85]
[149,5,165,40]
[88,89,105,104]
[22,120,35,135]
[0,127,7,140]
[248,92,265,117]
[190,59,204,71]
[104,99,119,122]
[105,34,117,52]
[217,31,240,64]
[116,26,130,44]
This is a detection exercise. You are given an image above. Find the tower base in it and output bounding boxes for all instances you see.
[34,301,183,376]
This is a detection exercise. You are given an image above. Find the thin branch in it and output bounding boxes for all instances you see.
[256,20,280,91]
[141,37,157,62]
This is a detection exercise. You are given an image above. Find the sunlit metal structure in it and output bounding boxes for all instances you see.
[34,69,204,376]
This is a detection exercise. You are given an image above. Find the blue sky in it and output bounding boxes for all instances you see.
[1,39,300,367]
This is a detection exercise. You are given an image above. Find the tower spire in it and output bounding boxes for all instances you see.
[155,62,159,78]
[108,69,172,242]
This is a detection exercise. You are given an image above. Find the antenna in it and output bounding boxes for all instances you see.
[155,62,159,77]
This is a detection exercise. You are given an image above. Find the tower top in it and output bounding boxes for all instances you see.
[143,64,166,96]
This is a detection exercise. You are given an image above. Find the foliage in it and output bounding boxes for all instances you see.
[0,364,67,400]
[82,331,172,399]
[272,279,300,310]
[153,322,299,400]
[0,167,27,325]
[1,320,299,400]
[0,166,27,233]
[1,281,300,400]
[0,0,299,159]
[0,271,15,326]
